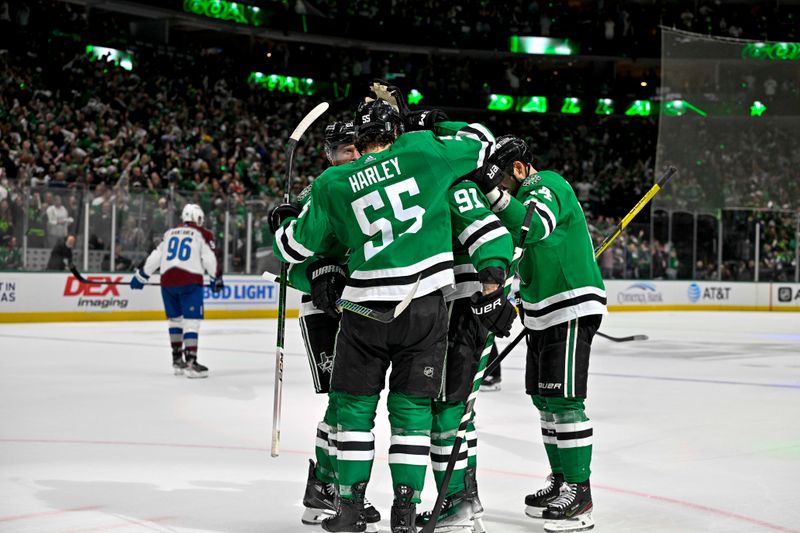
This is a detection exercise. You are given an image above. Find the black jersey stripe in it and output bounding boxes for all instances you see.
[524,293,608,318]
[460,125,494,166]
[461,220,504,253]
[347,260,454,288]
[533,203,554,235]
[389,444,430,456]
[337,440,376,452]
[279,228,309,262]
[556,429,593,441]
[430,450,469,464]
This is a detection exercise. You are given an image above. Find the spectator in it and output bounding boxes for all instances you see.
[101,243,132,271]
[46,234,76,271]
[45,195,72,247]
[0,236,21,270]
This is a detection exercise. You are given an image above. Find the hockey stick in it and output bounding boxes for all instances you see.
[593,166,677,257]
[421,203,537,533]
[597,331,648,342]
[262,270,422,324]
[68,263,214,287]
[272,102,330,458]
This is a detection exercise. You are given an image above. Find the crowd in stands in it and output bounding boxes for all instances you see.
[0,0,796,279]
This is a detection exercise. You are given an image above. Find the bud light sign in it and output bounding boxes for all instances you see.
[203,279,277,305]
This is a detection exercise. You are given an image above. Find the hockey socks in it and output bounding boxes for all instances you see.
[387,392,433,504]
[430,400,469,497]
[532,395,593,483]
[333,392,378,499]
[532,395,563,475]
[315,394,338,484]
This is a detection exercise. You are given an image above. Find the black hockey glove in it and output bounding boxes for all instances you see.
[211,276,224,293]
[404,109,449,132]
[470,286,516,338]
[268,203,301,234]
[471,158,508,195]
[307,257,347,319]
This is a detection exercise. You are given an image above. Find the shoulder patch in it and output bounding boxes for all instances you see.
[522,173,542,187]
[295,183,313,205]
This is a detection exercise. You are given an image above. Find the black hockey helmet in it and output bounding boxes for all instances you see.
[486,135,534,180]
[354,99,404,151]
[324,120,355,161]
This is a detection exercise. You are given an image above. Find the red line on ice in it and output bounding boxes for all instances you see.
[0,506,103,522]
[61,515,176,533]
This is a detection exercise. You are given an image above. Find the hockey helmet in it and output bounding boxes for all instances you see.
[182,203,205,226]
[324,120,355,161]
[486,135,534,181]
[354,99,404,150]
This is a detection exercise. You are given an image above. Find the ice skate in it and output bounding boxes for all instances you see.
[415,491,474,532]
[184,357,208,379]
[322,481,367,533]
[172,349,186,376]
[542,481,594,532]
[525,472,564,518]
[301,459,336,524]
[390,484,416,533]
[464,467,485,533]
[479,374,501,391]
[362,496,381,533]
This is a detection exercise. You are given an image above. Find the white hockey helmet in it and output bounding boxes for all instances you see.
[181,203,205,226]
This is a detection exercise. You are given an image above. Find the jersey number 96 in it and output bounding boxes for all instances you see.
[166,236,193,261]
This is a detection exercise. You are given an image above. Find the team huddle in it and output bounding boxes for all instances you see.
[132,80,607,533]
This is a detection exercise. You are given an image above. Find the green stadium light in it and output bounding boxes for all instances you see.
[85,45,134,71]
[183,0,266,27]
[487,94,515,111]
[248,72,316,96]
[664,99,708,117]
[561,97,582,114]
[595,99,614,115]
[741,41,800,61]
[510,36,578,55]
[518,96,548,113]
[408,89,424,105]
[751,101,767,116]
[625,100,652,116]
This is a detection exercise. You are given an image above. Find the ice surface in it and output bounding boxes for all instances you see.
[1,311,798,532]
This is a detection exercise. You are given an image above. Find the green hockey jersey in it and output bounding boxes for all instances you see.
[446,180,513,302]
[273,123,495,302]
[494,170,607,330]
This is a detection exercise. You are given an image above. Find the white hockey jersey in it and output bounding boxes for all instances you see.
[143,223,220,287]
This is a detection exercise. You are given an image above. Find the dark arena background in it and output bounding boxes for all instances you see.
[0,1,798,532]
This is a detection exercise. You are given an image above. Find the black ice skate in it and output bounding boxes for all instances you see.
[321,481,367,533]
[525,472,565,518]
[390,484,416,533]
[172,349,187,376]
[184,356,208,379]
[479,374,501,391]
[465,466,486,533]
[542,481,594,532]
[362,496,381,533]
[414,490,474,532]
[301,459,336,524]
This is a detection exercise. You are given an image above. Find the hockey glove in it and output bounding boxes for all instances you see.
[307,257,347,319]
[368,79,409,116]
[211,276,224,293]
[130,270,149,290]
[470,286,516,338]
[404,109,449,132]
[268,203,301,234]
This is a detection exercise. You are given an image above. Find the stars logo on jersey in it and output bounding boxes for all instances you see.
[522,173,542,187]
[317,352,334,374]
[295,184,313,205]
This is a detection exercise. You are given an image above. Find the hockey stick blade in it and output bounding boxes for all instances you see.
[289,102,330,143]
[597,331,649,342]
[336,276,421,323]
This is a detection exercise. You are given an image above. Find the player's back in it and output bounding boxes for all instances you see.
[309,130,485,302]
[153,223,218,287]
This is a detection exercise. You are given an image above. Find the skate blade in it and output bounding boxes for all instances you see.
[524,505,547,519]
[429,520,474,533]
[185,370,208,379]
[365,522,379,533]
[300,506,334,524]
[473,516,486,533]
[173,367,185,376]
[543,513,594,533]
[479,384,501,392]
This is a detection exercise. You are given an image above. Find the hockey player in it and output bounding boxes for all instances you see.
[131,204,223,378]
[475,136,607,533]
[269,121,381,531]
[272,99,507,533]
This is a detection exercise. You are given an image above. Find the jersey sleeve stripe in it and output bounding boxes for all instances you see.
[457,215,501,245]
[458,124,494,168]
[525,198,556,238]
[467,226,509,257]
[276,223,312,263]
[347,258,453,288]
[460,219,505,253]
[523,292,607,318]
[349,252,453,280]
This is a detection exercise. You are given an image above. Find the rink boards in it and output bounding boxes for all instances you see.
[0,273,302,323]
[0,274,797,322]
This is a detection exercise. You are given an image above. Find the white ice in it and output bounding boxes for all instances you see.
[1,312,799,533]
